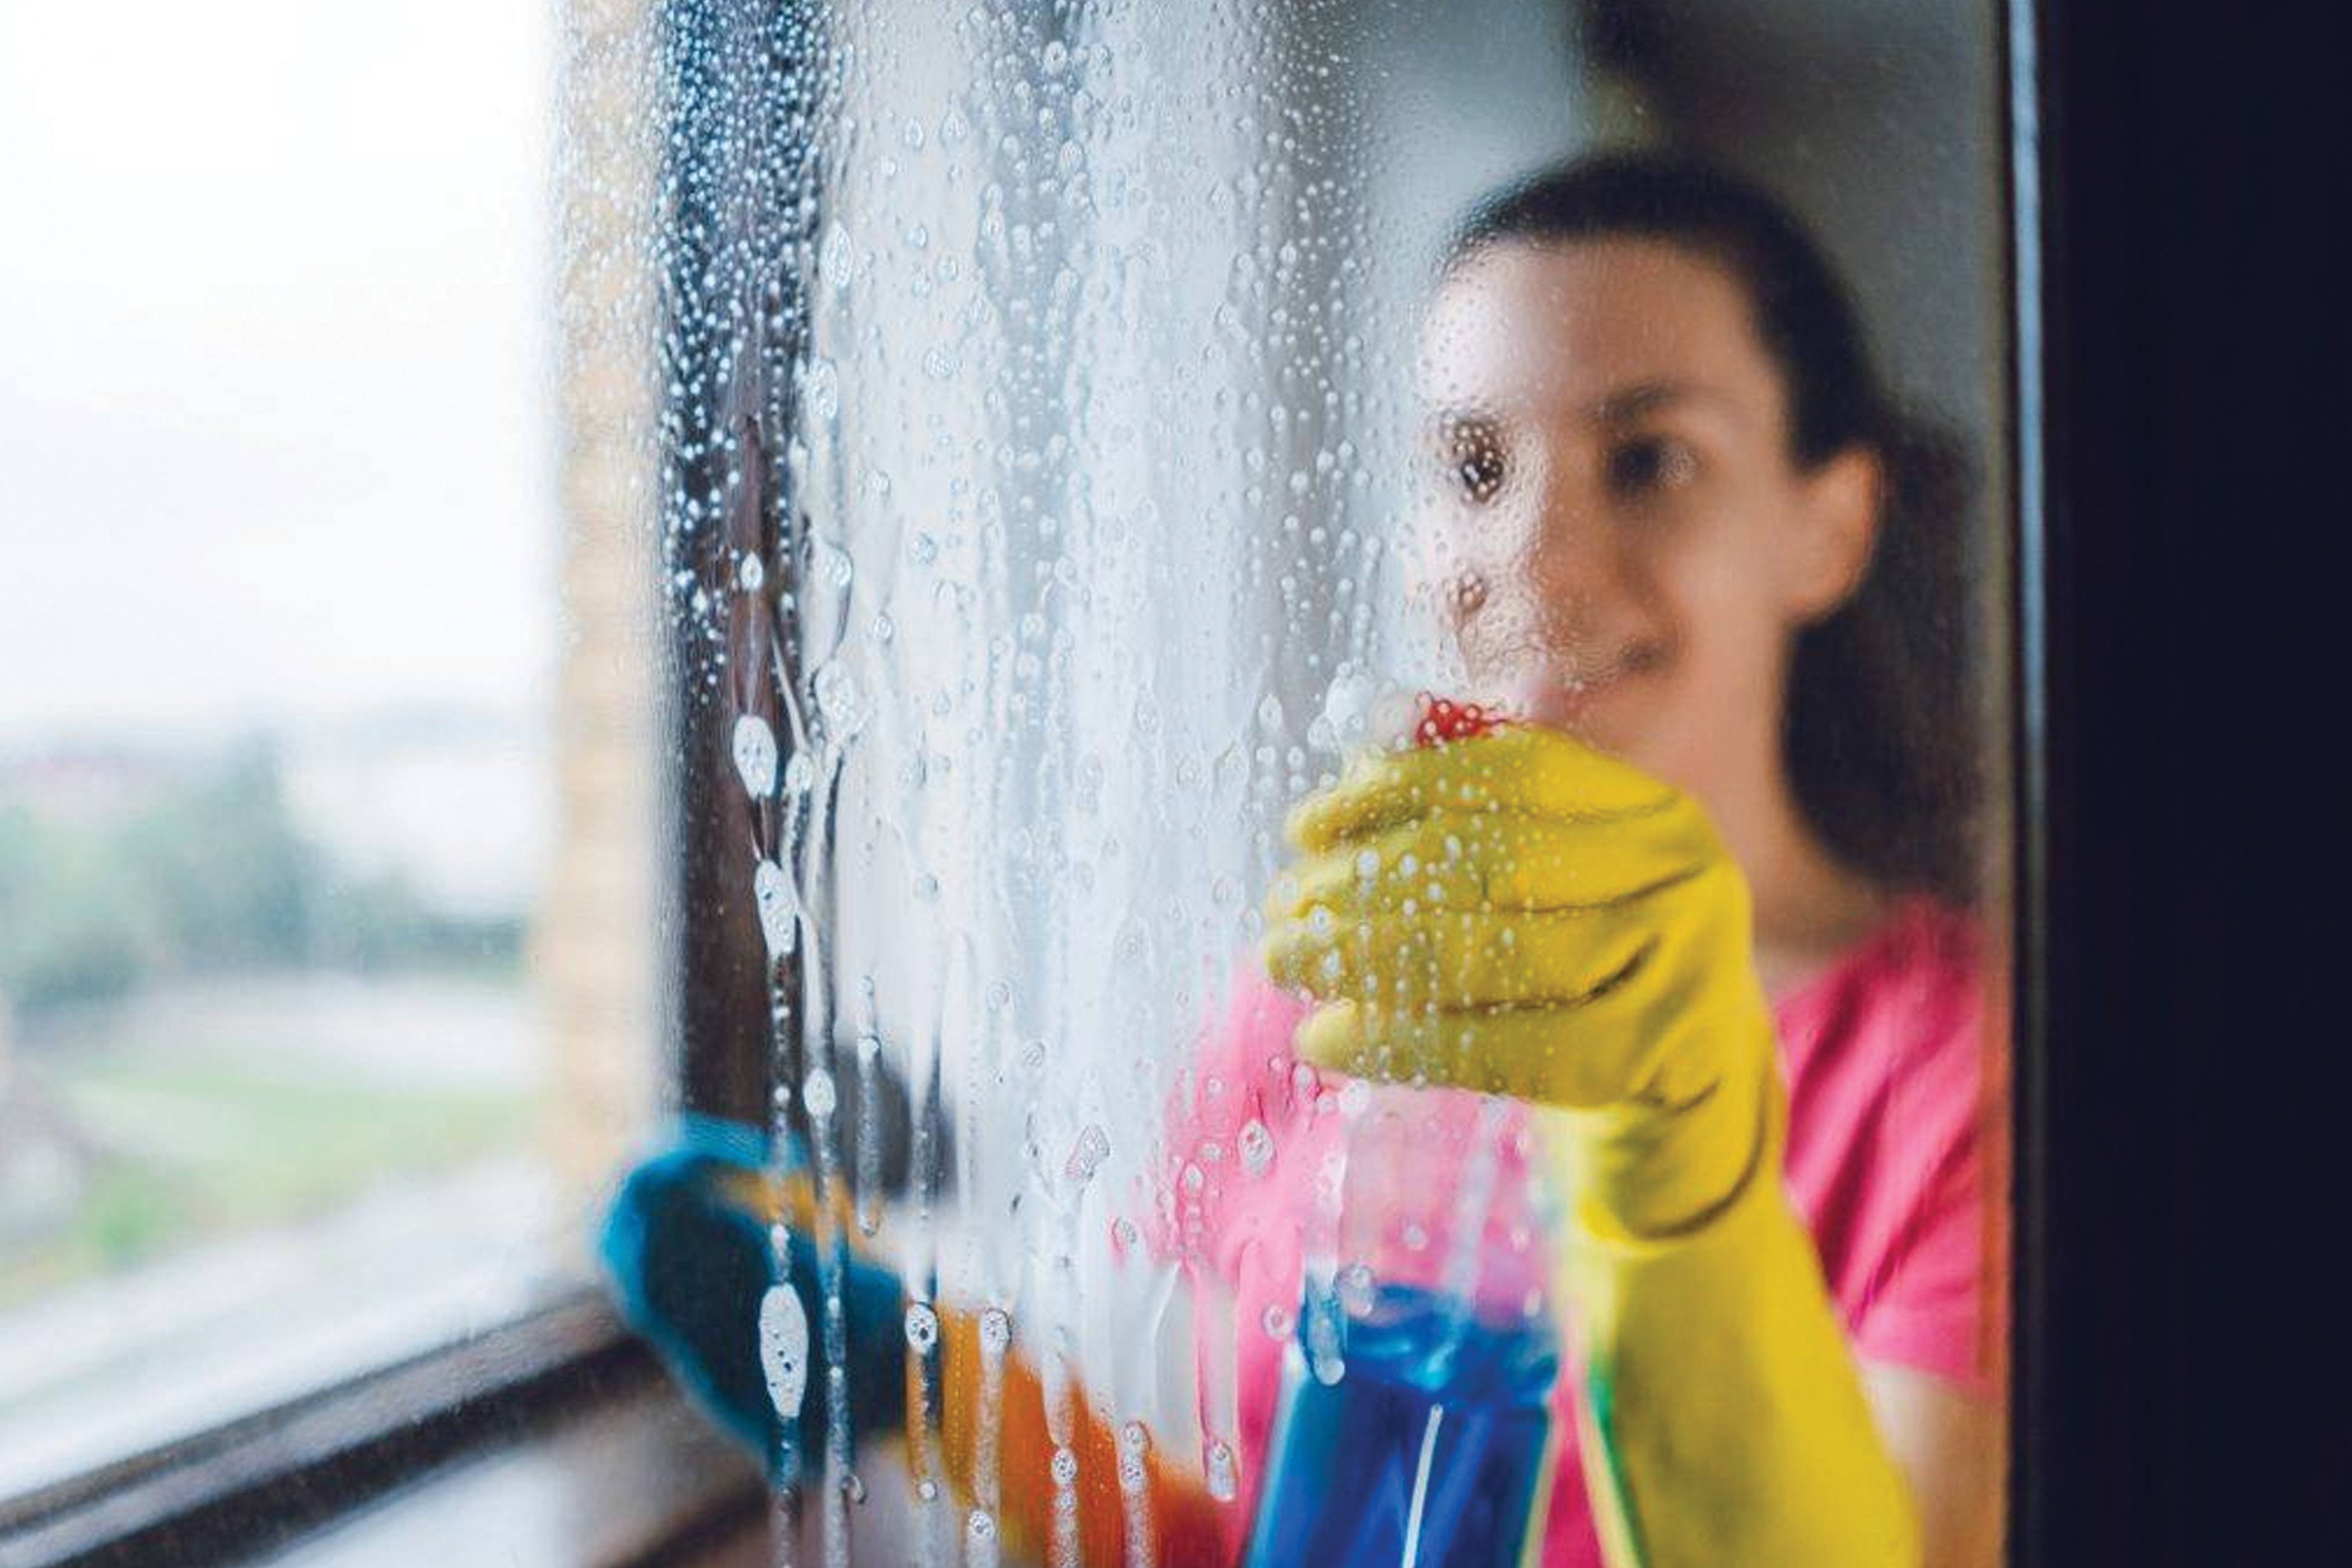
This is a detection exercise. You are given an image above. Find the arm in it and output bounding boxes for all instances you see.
[1864,1365,2006,1568]
[1855,947,2011,1568]
[1265,725,1922,1567]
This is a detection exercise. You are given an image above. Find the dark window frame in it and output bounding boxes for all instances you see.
[0,1294,648,1566]
[2005,0,2350,1561]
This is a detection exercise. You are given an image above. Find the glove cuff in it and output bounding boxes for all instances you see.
[1557,1039,1782,1247]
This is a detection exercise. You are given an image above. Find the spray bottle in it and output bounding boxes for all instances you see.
[1243,693,1563,1568]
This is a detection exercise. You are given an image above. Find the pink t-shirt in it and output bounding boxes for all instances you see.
[1165,897,2008,1566]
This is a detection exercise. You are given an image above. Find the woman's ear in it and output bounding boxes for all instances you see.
[1786,445,1883,624]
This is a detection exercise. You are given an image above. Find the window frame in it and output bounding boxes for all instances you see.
[2004,0,2349,1561]
[0,1294,644,1564]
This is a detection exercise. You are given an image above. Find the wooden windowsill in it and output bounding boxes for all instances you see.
[253,1375,766,1568]
[0,1295,765,1568]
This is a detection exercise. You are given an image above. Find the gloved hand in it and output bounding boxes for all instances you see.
[1264,723,1920,1568]
[603,1119,1229,1564]
[598,1116,905,1478]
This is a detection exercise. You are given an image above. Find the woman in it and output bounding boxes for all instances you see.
[1191,152,2005,1565]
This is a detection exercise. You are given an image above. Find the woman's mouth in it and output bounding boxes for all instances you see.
[1507,653,1654,728]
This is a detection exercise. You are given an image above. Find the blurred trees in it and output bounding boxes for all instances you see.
[0,740,521,1016]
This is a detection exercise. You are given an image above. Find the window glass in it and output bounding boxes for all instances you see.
[652,0,2010,1563]
[0,0,659,1495]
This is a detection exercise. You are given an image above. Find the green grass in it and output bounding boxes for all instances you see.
[2,1059,531,1309]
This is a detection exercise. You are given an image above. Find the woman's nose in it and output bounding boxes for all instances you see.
[1497,480,1623,639]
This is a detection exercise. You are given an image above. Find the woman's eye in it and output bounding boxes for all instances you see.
[1605,435,1698,498]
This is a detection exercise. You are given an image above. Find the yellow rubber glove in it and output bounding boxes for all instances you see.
[1263,724,1919,1568]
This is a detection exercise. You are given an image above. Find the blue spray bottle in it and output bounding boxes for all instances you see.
[1243,1092,1561,1568]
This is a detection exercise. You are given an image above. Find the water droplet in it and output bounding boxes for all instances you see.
[753,860,797,957]
[1117,1422,1149,1492]
[965,1509,999,1568]
[803,1067,837,1120]
[814,538,855,587]
[1051,1446,1079,1485]
[979,1307,1013,1356]
[784,752,817,796]
[1319,667,1381,746]
[803,357,840,422]
[1307,1295,1345,1385]
[820,221,854,290]
[1064,1123,1111,1184]
[924,345,958,380]
[1238,1117,1274,1177]
[917,1478,939,1501]
[912,871,940,900]
[1370,686,1420,746]
[731,714,779,799]
[737,552,766,592]
[1205,1438,1238,1501]
[814,662,867,739]
[1256,693,1285,732]
[1261,1303,1293,1339]
[757,1284,808,1417]
[1213,742,1248,797]
[905,1302,940,1353]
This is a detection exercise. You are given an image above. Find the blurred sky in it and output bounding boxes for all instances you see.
[0,0,557,748]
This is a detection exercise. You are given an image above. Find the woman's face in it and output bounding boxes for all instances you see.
[1416,237,1877,805]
